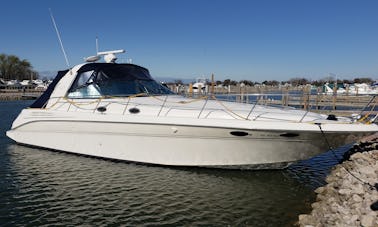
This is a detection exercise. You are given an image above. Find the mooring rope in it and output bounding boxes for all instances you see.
[316,122,376,191]
[358,95,378,124]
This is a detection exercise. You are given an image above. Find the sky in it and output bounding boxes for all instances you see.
[1,0,378,82]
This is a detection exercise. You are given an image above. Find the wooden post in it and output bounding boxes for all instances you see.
[285,86,289,106]
[257,86,262,105]
[333,82,337,110]
[316,87,321,110]
[300,87,305,110]
[346,84,349,96]
[211,74,215,95]
[189,83,193,98]
[305,85,310,110]
[240,84,244,103]
[303,86,307,110]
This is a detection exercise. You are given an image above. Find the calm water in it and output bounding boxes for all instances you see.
[0,101,350,226]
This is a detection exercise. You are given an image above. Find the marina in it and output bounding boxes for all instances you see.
[2,0,378,225]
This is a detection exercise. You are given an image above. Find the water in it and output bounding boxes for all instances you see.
[0,101,350,226]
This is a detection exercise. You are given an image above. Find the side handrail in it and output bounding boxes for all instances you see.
[246,94,260,120]
[197,96,209,119]
[157,95,168,117]
[40,92,378,123]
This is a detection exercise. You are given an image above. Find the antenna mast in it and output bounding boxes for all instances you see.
[49,8,70,67]
[96,36,99,54]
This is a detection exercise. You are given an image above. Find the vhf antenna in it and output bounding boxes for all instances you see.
[49,8,70,67]
[96,36,99,53]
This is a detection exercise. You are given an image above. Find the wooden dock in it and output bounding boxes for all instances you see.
[261,95,375,109]
[0,92,42,101]
[176,83,378,118]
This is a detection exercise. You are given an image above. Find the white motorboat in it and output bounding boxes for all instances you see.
[7,51,378,169]
[191,78,207,93]
[324,82,378,95]
[349,83,378,95]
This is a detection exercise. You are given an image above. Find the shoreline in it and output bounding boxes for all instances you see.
[297,134,378,226]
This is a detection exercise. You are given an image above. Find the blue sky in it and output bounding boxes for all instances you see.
[1,0,378,81]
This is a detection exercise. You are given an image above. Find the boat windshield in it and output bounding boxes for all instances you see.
[67,63,173,98]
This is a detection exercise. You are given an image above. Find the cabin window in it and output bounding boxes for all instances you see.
[66,64,173,98]
[67,70,101,98]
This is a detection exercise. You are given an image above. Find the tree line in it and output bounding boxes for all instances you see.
[0,54,38,81]
[1,53,375,86]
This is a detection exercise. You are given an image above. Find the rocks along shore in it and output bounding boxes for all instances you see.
[298,133,378,227]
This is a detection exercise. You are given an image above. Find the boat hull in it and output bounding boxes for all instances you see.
[6,119,369,169]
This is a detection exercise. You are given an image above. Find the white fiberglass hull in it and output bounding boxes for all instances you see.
[6,109,375,169]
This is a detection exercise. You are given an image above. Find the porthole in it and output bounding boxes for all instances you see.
[129,107,140,114]
[230,131,249,137]
[280,133,299,137]
[97,106,107,113]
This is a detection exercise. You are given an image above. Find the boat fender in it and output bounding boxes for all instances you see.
[326,114,337,121]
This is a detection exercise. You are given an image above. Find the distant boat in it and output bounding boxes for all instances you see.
[324,82,378,95]
[20,80,31,86]
[32,79,44,86]
[6,80,20,86]
[349,83,378,95]
[323,83,346,95]
[192,78,207,93]
[34,84,48,91]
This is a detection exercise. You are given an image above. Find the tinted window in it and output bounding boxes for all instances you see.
[67,64,172,98]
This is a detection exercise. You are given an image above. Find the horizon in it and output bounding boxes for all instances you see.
[2,0,378,82]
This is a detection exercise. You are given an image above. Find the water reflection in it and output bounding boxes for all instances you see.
[288,144,352,189]
[0,144,318,226]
